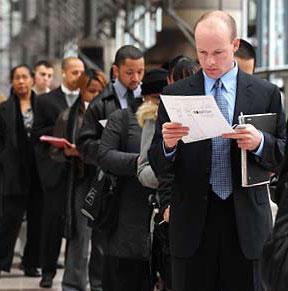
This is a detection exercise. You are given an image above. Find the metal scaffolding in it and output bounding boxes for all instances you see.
[7,0,194,57]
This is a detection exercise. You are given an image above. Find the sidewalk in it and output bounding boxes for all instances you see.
[0,202,278,291]
[0,241,65,291]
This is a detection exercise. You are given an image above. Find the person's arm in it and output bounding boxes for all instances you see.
[224,85,286,172]
[32,95,55,142]
[259,86,286,170]
[148,100,188,177]
[98,110,138,176]
[76,101,103,166]
[49,110,80,162]
[137,119,159,189]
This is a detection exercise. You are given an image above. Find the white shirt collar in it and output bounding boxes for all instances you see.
[61,84,79,95]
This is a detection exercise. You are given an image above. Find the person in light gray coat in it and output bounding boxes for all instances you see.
[136,68,168,189]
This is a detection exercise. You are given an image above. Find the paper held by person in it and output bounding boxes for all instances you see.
[99,119,107,128]
[160,95,234,143]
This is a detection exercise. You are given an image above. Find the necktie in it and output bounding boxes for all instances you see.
[125,89,134,109]
[66,93,78,107]
[210,79,233,199]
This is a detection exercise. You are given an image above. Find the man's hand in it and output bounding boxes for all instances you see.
[163,206,170,223]
[162,122,189,149]
[64,144,80,157]
[223,124,262,151]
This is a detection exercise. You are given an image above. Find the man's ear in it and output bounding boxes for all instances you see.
[233,38,240,53]
[113,64,119,79]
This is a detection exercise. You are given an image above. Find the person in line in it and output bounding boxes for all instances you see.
[33,60,54,95]
[136,68,169,290]
[149,10,286,291]
[77,45,145,291]
[137,60,199,291]
[50,69,107,291]
[33,56,84,288]
[234,38,256,75]
[77,45,145,164]
[166,55,184,85]
[97,94,150,291]
[0,65,43,277]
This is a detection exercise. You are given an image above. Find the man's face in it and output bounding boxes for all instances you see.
[114,58,145,90]
[195,20,239,79]
[63,59,85,91]
[235,57,255,75]
[12,67,33,97]
[34,65,54,93]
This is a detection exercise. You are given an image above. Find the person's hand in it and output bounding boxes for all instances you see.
[64,144,80,157]
[162,122,189,149]
[222,124,262,151]
[163,206,170,223]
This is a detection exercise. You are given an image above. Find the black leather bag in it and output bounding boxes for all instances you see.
[81,168,120,234]
[261,170,288,291]
[81,109,129,234]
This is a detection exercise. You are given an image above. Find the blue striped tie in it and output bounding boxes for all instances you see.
[210,79,233,199]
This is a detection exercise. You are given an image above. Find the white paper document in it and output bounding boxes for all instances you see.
[161,95,234,143]
[99,119,107,127]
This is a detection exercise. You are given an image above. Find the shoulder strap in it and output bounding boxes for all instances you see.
[120,109,129,152]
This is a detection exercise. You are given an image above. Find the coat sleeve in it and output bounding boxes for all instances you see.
[148,100,174,178]
[137,119,159,189]
[256,85,286,172]
[49,110,68,163]
[98,110,138,176]
[76,101,103,166]
[32,95,55,141]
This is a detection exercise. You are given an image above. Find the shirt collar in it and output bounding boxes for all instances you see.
[113,79,127,99]
[113,78,142,99]
[61,84,80,96]
[203,61,238,93]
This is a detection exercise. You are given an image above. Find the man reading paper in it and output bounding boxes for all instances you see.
[149,10,286,291]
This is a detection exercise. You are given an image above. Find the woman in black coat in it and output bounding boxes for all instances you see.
[50,69,107,291]
[97,105,152,291]
[0,65,42,276]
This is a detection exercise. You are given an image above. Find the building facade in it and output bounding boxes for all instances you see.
[0,0,288,101]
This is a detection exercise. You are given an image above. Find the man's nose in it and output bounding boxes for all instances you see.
[206,55,215,66]
[131,73,140,82]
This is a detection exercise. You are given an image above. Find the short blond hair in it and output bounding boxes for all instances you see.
[194,10,237,41]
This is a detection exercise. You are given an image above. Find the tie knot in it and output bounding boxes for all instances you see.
[67,93,78,98]
[214,79,222,89]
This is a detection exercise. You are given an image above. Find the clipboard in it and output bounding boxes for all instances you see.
[238,113,277,187]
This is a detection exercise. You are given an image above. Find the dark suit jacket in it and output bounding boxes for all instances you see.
[149,70,286,260]
[32,87,68,194]
[0,92,38,197]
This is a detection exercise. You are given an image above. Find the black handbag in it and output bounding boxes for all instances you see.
[261,169,288,291]
[81,168,120,234]
[81,109,129,234]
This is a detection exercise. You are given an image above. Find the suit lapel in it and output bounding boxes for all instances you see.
[56,87,69,109]
[232,70,254,124]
